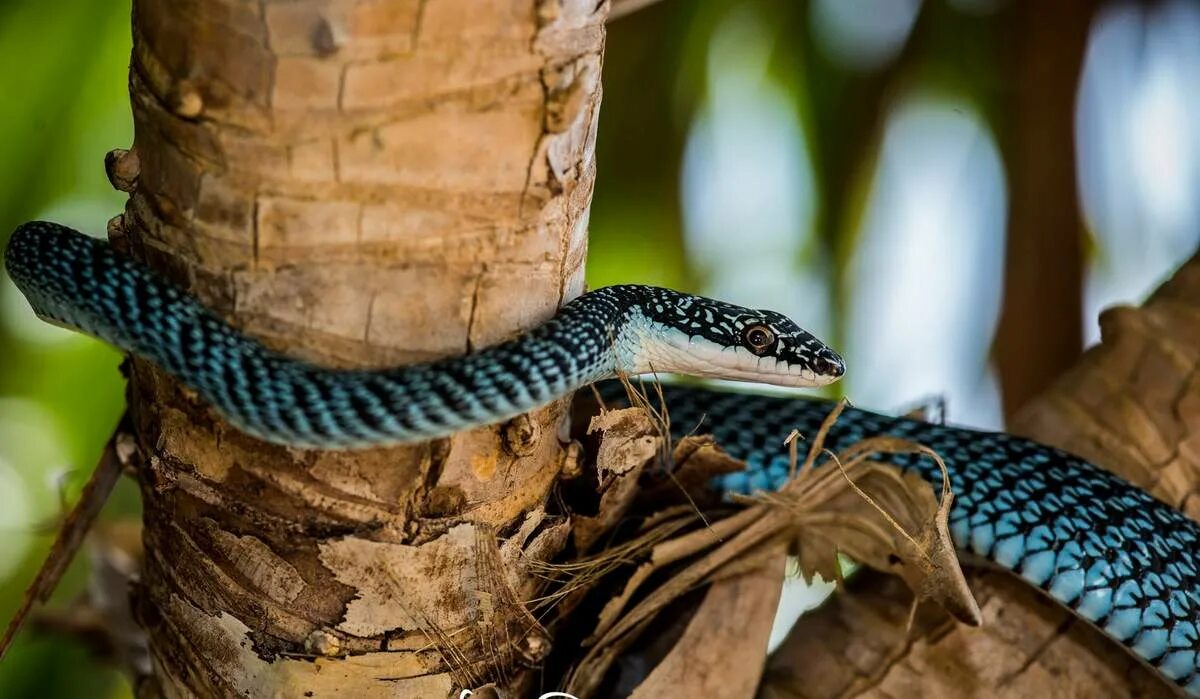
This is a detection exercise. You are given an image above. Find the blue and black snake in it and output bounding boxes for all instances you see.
[6,221,1200,695]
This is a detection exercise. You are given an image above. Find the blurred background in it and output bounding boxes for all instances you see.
[1,0,1198,695]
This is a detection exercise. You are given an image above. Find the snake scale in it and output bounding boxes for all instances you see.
[6,221,1200,695]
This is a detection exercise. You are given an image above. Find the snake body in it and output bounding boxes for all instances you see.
[6,221,1200,694]
[599,382,1200,694]
[4,222,842,448]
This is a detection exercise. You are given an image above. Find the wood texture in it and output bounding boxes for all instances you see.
[117,1,607,695]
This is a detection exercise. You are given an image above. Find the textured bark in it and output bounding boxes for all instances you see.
[763,252,1200,698]
[116,1,606,695]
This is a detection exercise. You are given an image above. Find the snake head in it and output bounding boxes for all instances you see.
[620,288,845,388]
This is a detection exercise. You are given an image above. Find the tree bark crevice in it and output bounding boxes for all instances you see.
[118,0,609,695]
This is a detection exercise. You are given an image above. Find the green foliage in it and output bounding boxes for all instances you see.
[0,1,134,696]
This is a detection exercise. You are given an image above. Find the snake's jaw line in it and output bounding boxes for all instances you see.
[613,302,845,389]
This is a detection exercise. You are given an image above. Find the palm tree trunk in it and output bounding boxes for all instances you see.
[119,1,607,694]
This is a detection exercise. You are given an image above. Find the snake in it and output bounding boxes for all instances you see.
[6,220,1199,695]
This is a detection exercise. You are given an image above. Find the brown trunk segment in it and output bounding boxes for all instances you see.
[117,1,607,695]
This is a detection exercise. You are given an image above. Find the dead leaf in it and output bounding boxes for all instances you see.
[635,435,746,505]
[574,408,662,550]
[587,408,662,484]
[758,570,942,699]
[555,398,980,697]
[471,527,551,675]
[828,439,981,627]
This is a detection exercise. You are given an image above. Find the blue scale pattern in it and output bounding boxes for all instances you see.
[598,382,1200,695]
[5,223,630,447]
[3,221,840,449]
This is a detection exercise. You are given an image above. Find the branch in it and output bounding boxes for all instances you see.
[994,0,1097,416]
[0,421,132,660]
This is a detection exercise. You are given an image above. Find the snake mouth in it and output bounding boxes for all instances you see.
[763,358,845,387]
[695,363,843,388]
[636,335,846,388]
[710,341,846,388]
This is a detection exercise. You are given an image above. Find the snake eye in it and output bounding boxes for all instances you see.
[743,325,775,354]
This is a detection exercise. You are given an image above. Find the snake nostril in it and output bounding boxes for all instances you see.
[815,352,845,377]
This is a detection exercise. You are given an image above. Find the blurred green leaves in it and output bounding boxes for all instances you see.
[0,1,133,697]
[0,0,131,224]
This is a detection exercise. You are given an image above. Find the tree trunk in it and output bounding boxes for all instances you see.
[117,1,606,695]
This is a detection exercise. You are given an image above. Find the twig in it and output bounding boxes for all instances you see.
[828,451,926,563]
[0,417,133,659]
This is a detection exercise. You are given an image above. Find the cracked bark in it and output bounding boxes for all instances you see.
[117,0,607,695]
[762,253,1200,699]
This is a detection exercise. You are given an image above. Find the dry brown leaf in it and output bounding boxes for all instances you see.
[587,408,662,483]
[558,400,979,697]
[788,462,980,627]
[760,431,981,627]
[635,435,747,505]
[585,505,768,647]
[830,439,981,627]
[896,487,981,627]
[638,504,706,533]
[499,509,571,599]
[758,570,946,699]
[527,509,697,621]
[471,527,551,676]
[587,559,657,654]
[568,509,784,696]
[573,408,663,550]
